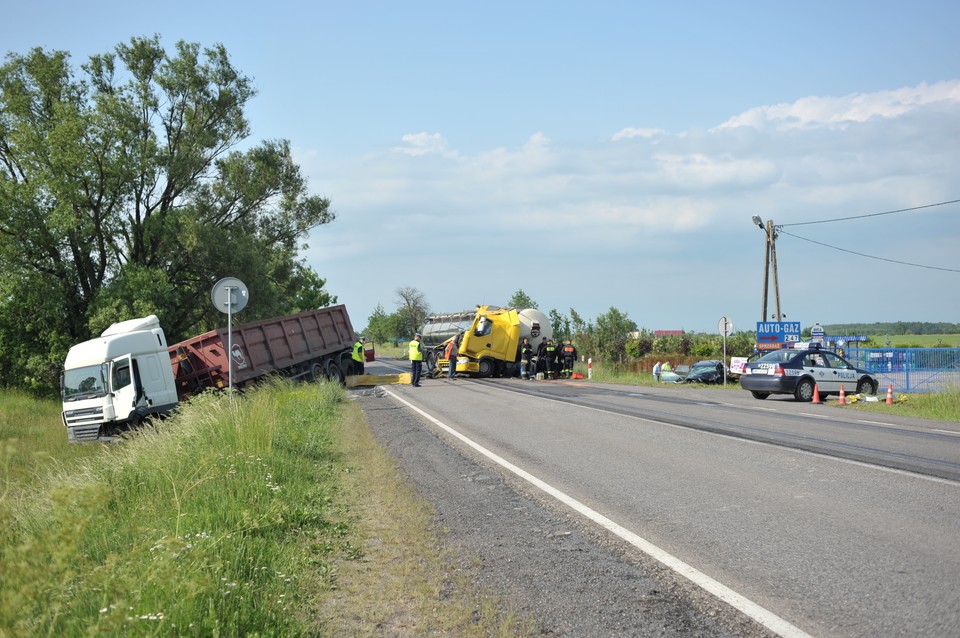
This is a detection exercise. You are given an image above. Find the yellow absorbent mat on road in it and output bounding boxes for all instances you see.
[346,373,412,388]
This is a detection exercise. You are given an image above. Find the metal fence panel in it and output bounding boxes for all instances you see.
[846,348,960,393]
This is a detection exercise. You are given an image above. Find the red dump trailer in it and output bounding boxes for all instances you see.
[169,305,357,399]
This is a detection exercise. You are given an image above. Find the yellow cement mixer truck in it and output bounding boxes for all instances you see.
[421,305,552,378]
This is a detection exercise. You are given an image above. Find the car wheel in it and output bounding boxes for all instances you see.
[750,391,769,400]
[857,378,877,395]
[795,378,815,402]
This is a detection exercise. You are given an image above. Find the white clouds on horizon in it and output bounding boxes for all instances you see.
[302,78,959,331]
[715,79,960,131]
[305,78,960,265]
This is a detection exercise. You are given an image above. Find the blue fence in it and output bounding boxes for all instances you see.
[846,348,960,393]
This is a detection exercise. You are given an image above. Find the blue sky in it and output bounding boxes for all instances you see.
[5,1,960,334]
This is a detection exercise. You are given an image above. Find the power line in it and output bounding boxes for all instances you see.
[778,229,960,273]
[779,198,960,227]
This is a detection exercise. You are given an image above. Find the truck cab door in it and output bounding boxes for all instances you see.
[111,356,140,423]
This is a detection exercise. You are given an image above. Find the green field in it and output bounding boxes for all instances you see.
[870,334,960,347]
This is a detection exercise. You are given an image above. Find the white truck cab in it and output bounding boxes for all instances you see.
[61,316,179,442]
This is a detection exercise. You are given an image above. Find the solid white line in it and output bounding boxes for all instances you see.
[385,390,814,638]
[933,428,960,437]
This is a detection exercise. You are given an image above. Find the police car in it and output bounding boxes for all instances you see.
[740,343,878,401]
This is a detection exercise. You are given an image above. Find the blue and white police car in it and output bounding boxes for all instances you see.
[740,343,878,401]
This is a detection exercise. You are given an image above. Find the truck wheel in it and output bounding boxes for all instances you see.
[326,358,345,385]
[339,352,353,377]
[795,378,815,402]
[478,357,495,378]
[309,362,325,382]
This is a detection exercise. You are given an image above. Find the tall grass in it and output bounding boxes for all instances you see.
[0,391,102,493]
[1,380,352,636]
[849,385,960,421]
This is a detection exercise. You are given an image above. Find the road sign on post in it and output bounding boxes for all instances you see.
[756,321,801,351]
[211,277,249,400]
[810,323,825,345]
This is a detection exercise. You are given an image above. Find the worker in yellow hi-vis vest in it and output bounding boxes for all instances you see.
[409,333,424,387]
[351,336,365,375]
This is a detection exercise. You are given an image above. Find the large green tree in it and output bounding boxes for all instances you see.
[0,37,335,391]
[507,289,537,309]
[394,286,429,338]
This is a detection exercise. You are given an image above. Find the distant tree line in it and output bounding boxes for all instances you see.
[365,290,960,369]
[817,322,960,336]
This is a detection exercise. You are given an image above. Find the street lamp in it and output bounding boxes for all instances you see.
[753,217,782,322]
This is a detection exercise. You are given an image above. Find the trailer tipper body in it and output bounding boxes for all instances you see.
[61,305,356,442]
[170,306,355,399]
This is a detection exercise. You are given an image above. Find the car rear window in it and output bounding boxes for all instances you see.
[755,350,794,364]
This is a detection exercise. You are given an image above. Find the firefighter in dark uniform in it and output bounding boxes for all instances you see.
[519,337,534,379]
[536,338,551,378]
[560,340,577,378]
[545,339,559,379]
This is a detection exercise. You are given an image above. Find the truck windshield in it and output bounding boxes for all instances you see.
[62,364,109,401]
[475,317,492,336]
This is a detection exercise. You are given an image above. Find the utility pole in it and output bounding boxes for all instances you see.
[753,217,782,322]
[767,219,782,321]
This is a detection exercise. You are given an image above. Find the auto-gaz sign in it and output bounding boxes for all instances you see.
[756,321,802,350]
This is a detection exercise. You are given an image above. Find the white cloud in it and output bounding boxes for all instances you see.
[715,80,960,130]
[611,127,667,141]
[394,132,458,157]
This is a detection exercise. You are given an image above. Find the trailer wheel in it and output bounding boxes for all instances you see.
[339,352,353,377]
[326,358,345,384]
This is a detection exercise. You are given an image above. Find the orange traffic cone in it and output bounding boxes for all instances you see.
[812,383,822,404]
[885,383,894,405]
[838,384,846,405]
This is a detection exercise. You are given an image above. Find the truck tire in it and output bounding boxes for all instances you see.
[478,357,495,378]
[326,358,345,385]
[309,361,325,382]
[339,352,353,377]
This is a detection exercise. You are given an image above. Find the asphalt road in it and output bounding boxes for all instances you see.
[357,360,960,637]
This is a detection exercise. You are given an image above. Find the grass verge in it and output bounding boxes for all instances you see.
[311,393,536,637]
[0,382,533,636]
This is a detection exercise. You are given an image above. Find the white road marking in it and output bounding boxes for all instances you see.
[933,428,960,437]
[386,390,814,638]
